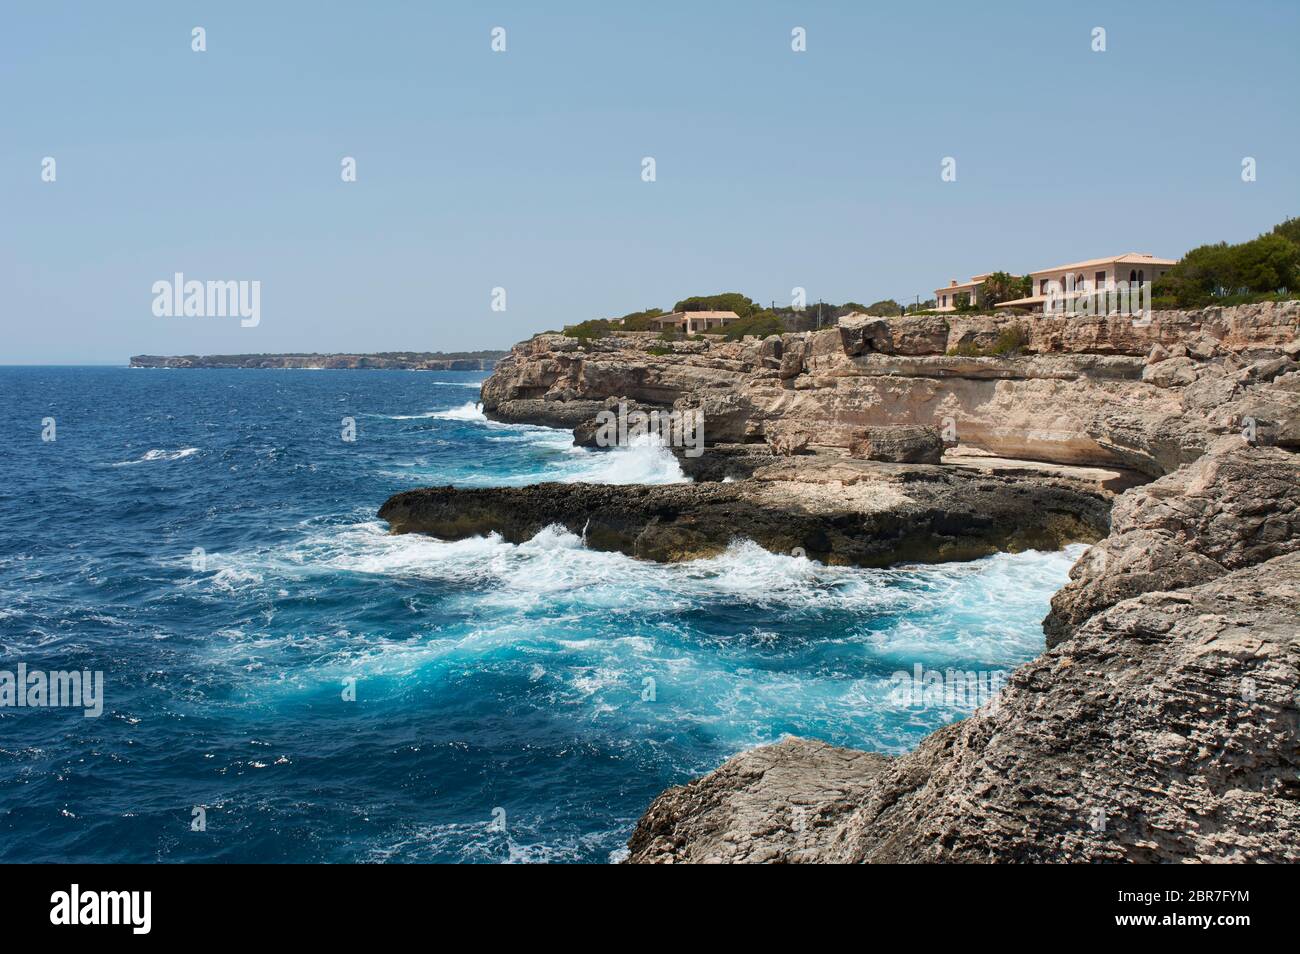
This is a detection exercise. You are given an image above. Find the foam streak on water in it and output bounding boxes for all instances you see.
[0,368,1078,863]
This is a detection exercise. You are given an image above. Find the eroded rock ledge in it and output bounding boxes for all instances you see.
[378,457,1109,567]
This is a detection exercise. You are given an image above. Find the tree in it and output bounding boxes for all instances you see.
[863,299,902,316]
[672,293,760,317]
[1154,222,1300,307]
[1272,216,1300,246]
[722,311,784,340]
[977,271,1032,307]
[618,307,665,331]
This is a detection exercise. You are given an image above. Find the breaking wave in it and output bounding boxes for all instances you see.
[112,447,199,465]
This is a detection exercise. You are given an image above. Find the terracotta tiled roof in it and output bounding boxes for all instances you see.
[1029,253,1177,276]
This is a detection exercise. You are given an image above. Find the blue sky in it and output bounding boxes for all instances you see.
[3,0,1297,362]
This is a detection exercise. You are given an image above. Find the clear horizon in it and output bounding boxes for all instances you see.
[4,0,1298,363]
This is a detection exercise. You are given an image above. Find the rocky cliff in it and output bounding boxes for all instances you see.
[397,301,1300,863]
[483,302,1300,476]
[626,438,1300,863]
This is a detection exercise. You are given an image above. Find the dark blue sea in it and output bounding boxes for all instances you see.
[0,367,1078,862]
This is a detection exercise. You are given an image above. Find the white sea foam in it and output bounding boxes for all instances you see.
[360,817,627,865]
[377,402,487,421]
[212,521,1080,647]
[557,433,686,485]
[200,517,1083,756]
[433,401,487,421]
[112,447,199,465]
[384,398,687,485]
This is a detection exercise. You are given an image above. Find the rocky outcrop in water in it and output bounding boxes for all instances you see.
[379,455,1110,567]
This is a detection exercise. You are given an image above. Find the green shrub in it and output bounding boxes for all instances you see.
[618,308,666,331]
[989,324,1029,355]
[1154,218,1300,308]
[672,293,760,318]
[946,324,1029,357]
[564,318,614,340]
[864,299,903,316]
[722,312,785,341]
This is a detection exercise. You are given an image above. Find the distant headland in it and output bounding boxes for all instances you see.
[128,351,506,370]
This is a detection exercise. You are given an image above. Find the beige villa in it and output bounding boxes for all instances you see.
[933,273,996,312]
[650,310,742,334]
[935,253,1177,314]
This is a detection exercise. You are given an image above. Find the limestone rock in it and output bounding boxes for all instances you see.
[482,304,1299,475]
[1141,355,1198,387]
[626,738,889,863]
[1042,440,1300,644]
[848,425,944,463]
[837,314,892,357]
[778,335,806,379]
[765,427,812,456]
[826,553,1300,863]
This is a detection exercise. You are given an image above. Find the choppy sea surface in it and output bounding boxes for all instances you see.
[0,367,1080,862]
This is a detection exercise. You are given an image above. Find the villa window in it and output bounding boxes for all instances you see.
[1130,269,1137,283]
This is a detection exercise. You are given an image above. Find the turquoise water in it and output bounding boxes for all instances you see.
[0,367,1077,862]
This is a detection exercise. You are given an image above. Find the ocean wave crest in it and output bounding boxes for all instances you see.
[112,447,199,465]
